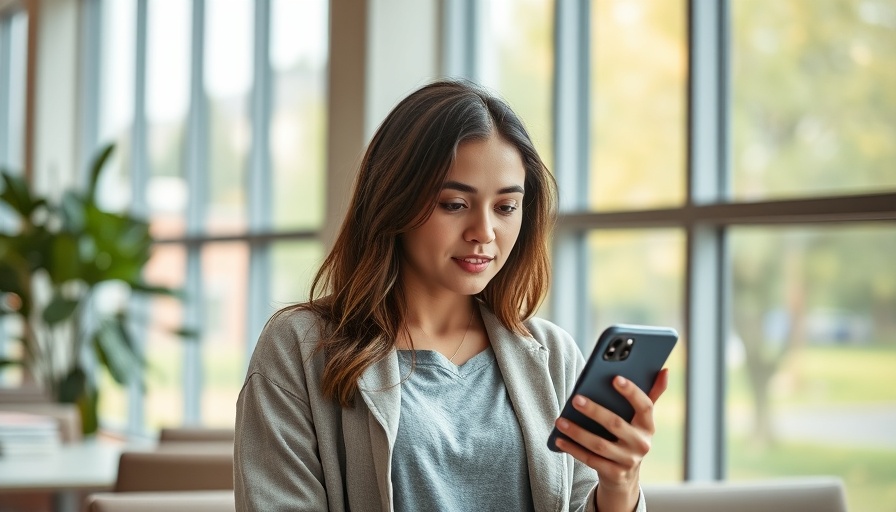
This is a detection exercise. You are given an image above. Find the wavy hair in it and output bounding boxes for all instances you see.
[298,79,558,406]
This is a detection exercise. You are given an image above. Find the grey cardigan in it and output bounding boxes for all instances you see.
[234,304,648,512]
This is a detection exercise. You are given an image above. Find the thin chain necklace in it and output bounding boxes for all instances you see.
[412,308,476,364]
[447,308,476,363]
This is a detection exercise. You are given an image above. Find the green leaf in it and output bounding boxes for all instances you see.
[92,318,144,386]
[48,234,81,284]
[0,171,46,220]
[76,386,99,435]
[41,294,80,326]
[60,191,86,232]
[86,143,115,205]
[57,367,87,403]
[172,327,200,339]
[129,282,185,298]
[0,358,23,368]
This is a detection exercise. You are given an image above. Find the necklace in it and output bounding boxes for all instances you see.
[447,308,476,363]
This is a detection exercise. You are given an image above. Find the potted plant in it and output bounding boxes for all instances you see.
[0,143,192,434]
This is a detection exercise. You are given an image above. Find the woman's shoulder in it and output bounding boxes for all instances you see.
[247,305,329,378]
[522,316,582,361]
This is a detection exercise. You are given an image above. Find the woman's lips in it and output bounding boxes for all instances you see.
[453,257,493,273]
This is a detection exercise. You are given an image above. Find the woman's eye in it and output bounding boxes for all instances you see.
[497,204,518,215]
[440,202,466,212]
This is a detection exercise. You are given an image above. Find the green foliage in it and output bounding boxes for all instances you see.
[0,143,190,435]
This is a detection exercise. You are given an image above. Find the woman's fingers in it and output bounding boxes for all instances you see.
[555,370,671,476]
[647,368,670,404]
[554,416,630,468]
[558,394,651,460]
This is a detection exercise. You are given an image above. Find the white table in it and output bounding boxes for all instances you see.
[0,437,151,511]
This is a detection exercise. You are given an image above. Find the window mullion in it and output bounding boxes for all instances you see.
[1,16,12,166]
[684,0,730,481]
[183,0,208,426]
[550,0,590,348]
[246,0,272,363]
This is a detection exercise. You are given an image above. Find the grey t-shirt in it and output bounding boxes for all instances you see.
[392,347,535,512]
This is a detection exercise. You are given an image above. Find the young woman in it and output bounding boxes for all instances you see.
[234,79,668,512]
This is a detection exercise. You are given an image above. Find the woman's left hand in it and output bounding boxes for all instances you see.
[553,368,669,510]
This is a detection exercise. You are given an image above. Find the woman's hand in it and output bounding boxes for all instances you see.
[553,368,670,512]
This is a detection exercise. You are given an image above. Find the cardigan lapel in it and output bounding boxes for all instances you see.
[357,351,402,511]
[483,306,565,512]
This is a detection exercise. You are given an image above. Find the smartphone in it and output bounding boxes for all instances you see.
[547,324,678,452]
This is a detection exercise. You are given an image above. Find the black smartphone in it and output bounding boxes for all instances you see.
[547,324,678,452]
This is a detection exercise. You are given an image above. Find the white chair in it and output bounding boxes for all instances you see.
[643,476,848,512]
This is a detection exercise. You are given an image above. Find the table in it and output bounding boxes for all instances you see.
[0,437,151,511]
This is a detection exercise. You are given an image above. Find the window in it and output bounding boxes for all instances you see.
[86,0,328,432]
[460,0,896,509]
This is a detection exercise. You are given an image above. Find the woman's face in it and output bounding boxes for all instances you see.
[400,133,526,300]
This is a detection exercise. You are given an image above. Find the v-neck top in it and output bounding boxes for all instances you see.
[390,348,535,512]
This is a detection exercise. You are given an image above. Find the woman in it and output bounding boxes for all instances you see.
[234,79,667,511]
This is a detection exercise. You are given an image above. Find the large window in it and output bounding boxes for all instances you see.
[461,0,895,509]
[86,0,329,432]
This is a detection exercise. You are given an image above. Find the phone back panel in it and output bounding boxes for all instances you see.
[547,324,678,451]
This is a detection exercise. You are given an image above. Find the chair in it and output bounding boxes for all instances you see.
[113,446,234,492]
[642,476,848,512]
[159,427,235,444]
[85,490,235,512]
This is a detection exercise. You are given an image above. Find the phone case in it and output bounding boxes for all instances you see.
[547,324,678,452]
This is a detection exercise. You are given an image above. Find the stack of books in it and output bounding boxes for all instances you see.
[0,411,62,456]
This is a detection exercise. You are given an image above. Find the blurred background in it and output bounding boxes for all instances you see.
[0,1,894,511]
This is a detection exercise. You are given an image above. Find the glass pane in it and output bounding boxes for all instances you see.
[142,244,188,430]
[146,0,190,238]
[96,0,136,212]
[731,0,896,200]
[480,0,555,168]
[97,244,187,431]
[271,240,325,308]
[728,225,896,512]
[205,0,253,234]
[270,0,328,230]
[1,11,28,171]
[587,229,685,481]
[590,0,687,210]
[201,242,248,427]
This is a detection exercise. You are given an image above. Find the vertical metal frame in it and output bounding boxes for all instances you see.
[78,0,100,184]
[246,0,272,362]
[440,0,479,79]
[183,0,208,425]
[550,0,590,348]
[125,0,150,435]
[684,0,729,480]
[0,15,11,166]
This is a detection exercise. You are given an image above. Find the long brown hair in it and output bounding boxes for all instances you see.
[300,79,557,406]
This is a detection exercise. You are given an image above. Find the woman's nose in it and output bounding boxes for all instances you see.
[465,209,496,244]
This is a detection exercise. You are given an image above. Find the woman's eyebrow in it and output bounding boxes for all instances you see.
[443,181,525,195]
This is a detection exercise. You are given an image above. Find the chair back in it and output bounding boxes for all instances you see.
[643,477,848,512]
[114,447,234,492]
[159,427,235,444]
[86,491,235,512]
